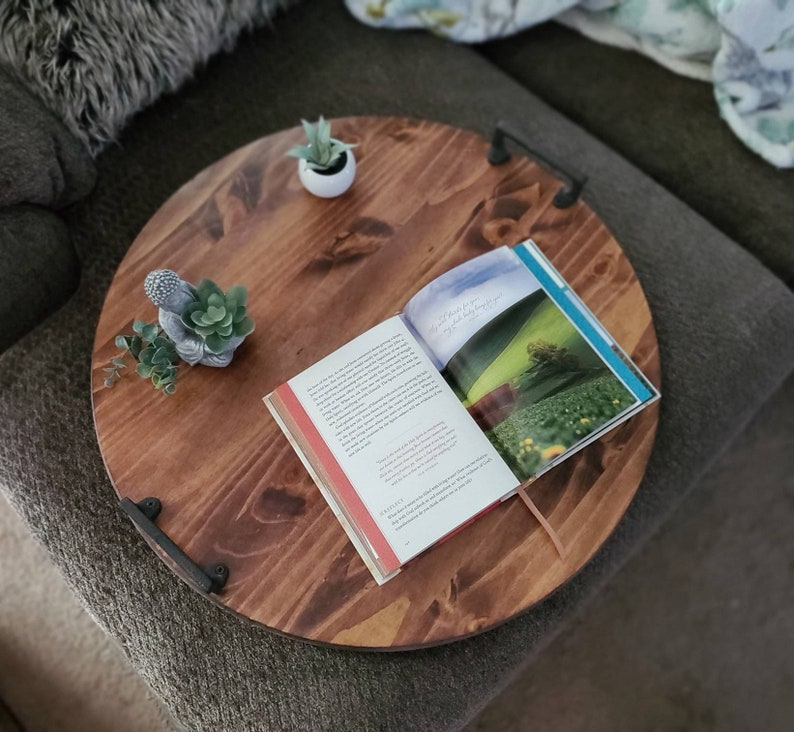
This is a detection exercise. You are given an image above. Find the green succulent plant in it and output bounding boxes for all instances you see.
[105,320,180,395]
[286,116,357,171]
[181,279,255,354]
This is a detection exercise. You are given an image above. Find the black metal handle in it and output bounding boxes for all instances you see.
[120,497,228,594]
[487,121,587,208]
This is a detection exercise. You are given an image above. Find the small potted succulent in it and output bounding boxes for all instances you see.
[105,270,255,395]
[287,116,357,198]
[179,278,255,359]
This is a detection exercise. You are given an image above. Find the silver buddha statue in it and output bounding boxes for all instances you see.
[143,269,245,368]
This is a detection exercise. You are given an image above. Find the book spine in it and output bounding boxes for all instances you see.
[272,383,403,576]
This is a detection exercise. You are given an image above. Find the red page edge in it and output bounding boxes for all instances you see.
[274,382,402,573]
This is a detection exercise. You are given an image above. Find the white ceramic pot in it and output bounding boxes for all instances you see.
[298,149,356,198]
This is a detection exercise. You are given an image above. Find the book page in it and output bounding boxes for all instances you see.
[403,247,542,371]
[284,316,519,569]
[402,245,656,484]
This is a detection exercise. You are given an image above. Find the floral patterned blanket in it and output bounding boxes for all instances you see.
[345,0,794,168]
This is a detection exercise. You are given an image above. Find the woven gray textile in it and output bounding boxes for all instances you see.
[1,3,792,730]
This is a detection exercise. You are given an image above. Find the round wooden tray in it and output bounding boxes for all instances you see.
[92,117,660,650]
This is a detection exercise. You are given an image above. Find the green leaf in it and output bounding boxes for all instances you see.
[194,324,216,337]
[226,285,247,307]
[207,293,224,309]
[111,357,126,368]
[318,116,331,148]
[164,383,176,395]
[219,311,234,328]
[133,320,146,335]
[286,144,313,160]
[102,367,116,373]
[204,332,226,354]
[139,347,154,366]
[331,140,357,154]
[141,323,159,342]
[301,118,316,146]
[233,316,255,337]
[104,376,115,387]
[196,279,223,303]
[115,335,129,349]
[136,363,153,378]
[152,347,169,365]
[205,305,226,322]
[129,336,143,359]
[217,322,234,337]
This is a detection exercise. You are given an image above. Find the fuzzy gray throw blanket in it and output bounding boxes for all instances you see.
[0,1,292,155]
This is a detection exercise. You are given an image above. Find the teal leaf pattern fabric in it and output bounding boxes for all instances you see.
[345,0,794,167]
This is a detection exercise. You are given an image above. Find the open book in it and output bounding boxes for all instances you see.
[264,241,658,584]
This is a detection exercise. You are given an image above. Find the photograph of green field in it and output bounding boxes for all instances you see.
[440,290,636,480]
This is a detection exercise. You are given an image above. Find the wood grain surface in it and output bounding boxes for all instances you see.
[91,117,660,650]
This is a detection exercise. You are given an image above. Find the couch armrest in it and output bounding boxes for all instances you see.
[0,65,95,209]
[0,206,79,353]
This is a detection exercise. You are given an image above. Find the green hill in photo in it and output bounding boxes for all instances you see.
[443,290,605,406]
[441,290,546,399]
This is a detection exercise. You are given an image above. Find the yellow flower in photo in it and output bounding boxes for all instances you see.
[541,444,566,461]
[523,437,533,446]
[580,417,590,424]
[612,399,620,404]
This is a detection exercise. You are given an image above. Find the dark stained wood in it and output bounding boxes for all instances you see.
[91,117,660,650]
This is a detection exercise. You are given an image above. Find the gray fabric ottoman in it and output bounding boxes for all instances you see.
[1,3,792,730]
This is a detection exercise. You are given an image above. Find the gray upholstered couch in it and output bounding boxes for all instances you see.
[1,2,792,730]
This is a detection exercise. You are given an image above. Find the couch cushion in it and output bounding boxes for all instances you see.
[0,206,79,353]
[0,0,294,156]
[0,65,94,209]
[479,23,794,287]
[1,2,793,731]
